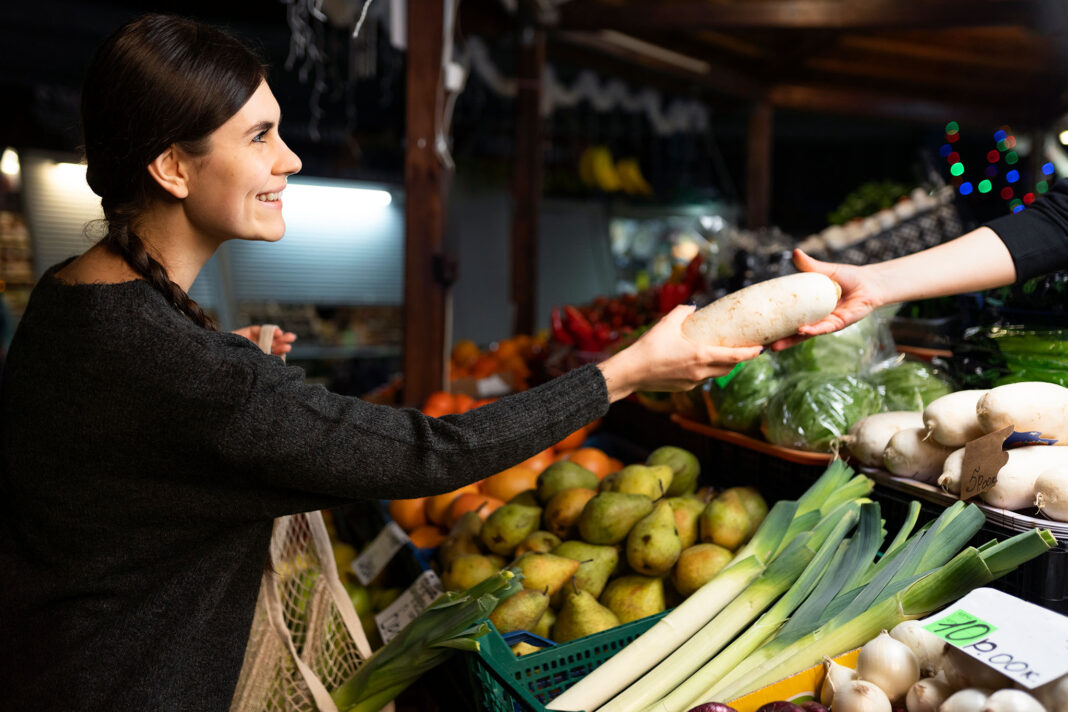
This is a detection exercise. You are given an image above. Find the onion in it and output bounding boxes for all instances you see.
[1034,467,1068,522]
[941,689,993,712]
[891,620,946,678]
[1030,673,1068,712]
[835,680,893,712]
[858,630,921,704]
[822,655,859,706]
[908,675,955,712]
[941,645,1011,691]
[801,702,830,712]
[687,704,740,712]
[756,703,804,712]
[981,689,1046,712]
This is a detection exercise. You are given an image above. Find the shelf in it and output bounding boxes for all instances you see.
[287,344,402,360]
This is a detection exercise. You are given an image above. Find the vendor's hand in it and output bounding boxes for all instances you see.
[770,249,882,351]
[233,325,298,356]
[598,304,762,402]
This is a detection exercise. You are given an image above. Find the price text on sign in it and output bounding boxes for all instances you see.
[919,587,1068,688]
[352,520,409,585]
[374,570,444,644]
[959,425,1012,502]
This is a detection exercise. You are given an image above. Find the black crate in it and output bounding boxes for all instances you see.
[870,483,1068,615]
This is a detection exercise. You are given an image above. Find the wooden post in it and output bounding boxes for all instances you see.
[511,25,546,337]
[746,99,773,229]
[403,0,449,406]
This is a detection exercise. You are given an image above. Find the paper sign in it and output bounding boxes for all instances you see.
[959,425,1013,501]
[920,587,1068,688]
[374,569,445,644]
[351,520,409,585]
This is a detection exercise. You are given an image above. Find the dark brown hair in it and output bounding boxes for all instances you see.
[81,14,266,329]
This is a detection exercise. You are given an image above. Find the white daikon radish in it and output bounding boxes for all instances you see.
[884,428,955,484]
[682,272,841,347]
[845,411,925,468]
[1034,465,1068,522]
[938,447,967,494]
[981,446,1068,510]
[977,382,1068,443]
[924,390,989,447]
[1030,672,1068,712]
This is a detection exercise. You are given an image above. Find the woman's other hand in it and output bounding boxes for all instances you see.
[597,304,762,402]
[232,325,298,356]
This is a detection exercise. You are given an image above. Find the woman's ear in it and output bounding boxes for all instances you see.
[146,145,190,199]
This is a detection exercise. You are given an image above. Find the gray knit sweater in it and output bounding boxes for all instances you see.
[0,261,609,711]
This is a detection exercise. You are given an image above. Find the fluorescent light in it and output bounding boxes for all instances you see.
[1,148,19,177]
[285,183,392,209]
[1059,130,1068,146]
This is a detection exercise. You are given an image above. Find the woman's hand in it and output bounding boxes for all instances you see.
[597,304,763,402]
[769,249,884,351]
[232,325,298,356]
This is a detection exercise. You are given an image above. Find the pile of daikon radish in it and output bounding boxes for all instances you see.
[843,382,1068,522]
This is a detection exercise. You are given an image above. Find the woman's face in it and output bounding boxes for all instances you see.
[181,80,302,245]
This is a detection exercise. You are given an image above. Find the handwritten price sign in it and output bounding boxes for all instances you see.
[351,520,409,585]
[921,588,1068,688]
[374,570,445,644]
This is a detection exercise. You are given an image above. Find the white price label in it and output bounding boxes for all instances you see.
[374,570,445,644]
[920,587,1068,688]
[351,520,409,585]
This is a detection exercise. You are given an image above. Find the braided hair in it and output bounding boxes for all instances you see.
[81,14,266,329]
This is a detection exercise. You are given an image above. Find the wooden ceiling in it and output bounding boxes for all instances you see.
[538,0,1068,129]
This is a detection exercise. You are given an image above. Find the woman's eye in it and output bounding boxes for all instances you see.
[252,131,268,144]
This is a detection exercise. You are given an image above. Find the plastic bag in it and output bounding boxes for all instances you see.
[702,353,781,433]
[762,372,883,452]
[775,311,896,376]
[866,356,954,411]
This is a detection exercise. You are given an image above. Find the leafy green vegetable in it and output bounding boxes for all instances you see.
[704,353,781,433]
[867,359,953,411]
[775,316,881,375]
[762,373,883,452]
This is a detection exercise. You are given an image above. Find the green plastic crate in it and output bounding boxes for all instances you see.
[466,612,668,712]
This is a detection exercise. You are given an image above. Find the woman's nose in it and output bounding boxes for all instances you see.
[277,139,302,177]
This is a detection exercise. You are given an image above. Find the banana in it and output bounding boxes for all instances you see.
[591,146,622,192]
[578,147,599,188]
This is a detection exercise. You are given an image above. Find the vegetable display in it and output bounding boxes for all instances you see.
[762,373,883,452]
[704,353,782,434]
[774,316,884,376]
[866,360,953,412]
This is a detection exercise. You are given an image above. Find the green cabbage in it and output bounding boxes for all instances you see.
[775,315,881,375]
[762,373,883,452]
[704,353,780,433]
[867,359,953,411]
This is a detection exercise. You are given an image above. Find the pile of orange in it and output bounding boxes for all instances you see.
[384,420,621,549]
[448,334,546,391]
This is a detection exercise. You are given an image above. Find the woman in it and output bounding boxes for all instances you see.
[0,14,761,709]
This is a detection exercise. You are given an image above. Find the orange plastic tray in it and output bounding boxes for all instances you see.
[670,413,834,466]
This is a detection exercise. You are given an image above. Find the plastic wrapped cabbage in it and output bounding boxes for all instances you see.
[762,373,883,452]
[775,314,889,375]
[866,358,953,411]
[703,353,781,433]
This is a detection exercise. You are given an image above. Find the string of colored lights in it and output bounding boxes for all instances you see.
[938,122,1056,213]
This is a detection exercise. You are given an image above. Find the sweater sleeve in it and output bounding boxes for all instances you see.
[211,358,610,513]
[985,178,1068,282]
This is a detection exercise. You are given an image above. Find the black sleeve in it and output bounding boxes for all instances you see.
[985,178,1068,282]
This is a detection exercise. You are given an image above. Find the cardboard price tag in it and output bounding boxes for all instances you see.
[374,570,445,644]
[920,587,1068,688]
[959,425,1013,501]
[351,520,409,585]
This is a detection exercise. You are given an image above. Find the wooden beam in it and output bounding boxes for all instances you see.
[511,26,546,337]
[746,99,773,229]
[558,1,1038,31]
[403,0,449,407]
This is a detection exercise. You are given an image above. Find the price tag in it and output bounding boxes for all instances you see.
[920,587,1068,688]
[959,425,1012,501]
[351,520,409,585]
[374,569,445,644]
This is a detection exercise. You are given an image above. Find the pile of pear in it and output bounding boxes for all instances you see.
[432,446,768,651]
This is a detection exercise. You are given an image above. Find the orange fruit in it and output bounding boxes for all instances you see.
[471,354,500,379]
[471,397,497,409]
[446,493,505,528]
[607,457,624,475]
[408,524,447,549]
[519,448,555,474]
[566,447,614,479]
[426,484,480,525]
[554,425,589,451]
[554,448,576,462]
[452,393,477,414]
[388,497,428,532]
[451,339,481,368]
[480,465,540,502]
[422,391,456,415]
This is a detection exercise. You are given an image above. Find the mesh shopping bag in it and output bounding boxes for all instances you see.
[230,326,375,712]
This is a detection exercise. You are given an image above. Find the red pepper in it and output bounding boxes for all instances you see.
[593,322,613,350]
[550,307,574,345]
[683,254,704,290]
[563,305,595,342]
[658,283,689,313]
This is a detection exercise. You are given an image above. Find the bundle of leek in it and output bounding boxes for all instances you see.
[547,460,873,712]
[330,569,522,712]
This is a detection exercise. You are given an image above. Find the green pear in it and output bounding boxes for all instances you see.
[672,543,734,597]
[480,503,542,556]
[550,540,619,606]
[489,587,550,634]
[438,510,484,566]
[370,587,402,611]
[646,446,701,496]
[668,496,705,549]
[441,553,498,591]
[514,530,562,557]
[626,499,682,576]
[537,461,598,503]
[543,487,597,539]
[610,464,672,499]
[699,489,751,550]
[553,585,621,643]
[347,584,373,617]
[724,485,769,536]
[511,641,545,656]
[512,552,581,599]
[533,606,556,639]
[598,471,620,493]
[509,489,540,507]
[577,492,654,545]
[599,575,665,624]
